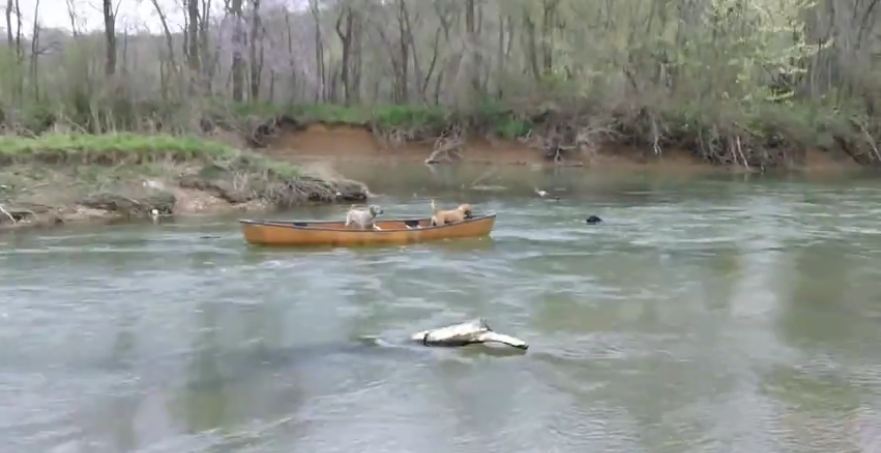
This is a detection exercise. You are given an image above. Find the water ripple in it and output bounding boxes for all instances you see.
[4,172,881,452]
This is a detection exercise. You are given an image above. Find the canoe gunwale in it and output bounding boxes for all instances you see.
[239,213,496,234]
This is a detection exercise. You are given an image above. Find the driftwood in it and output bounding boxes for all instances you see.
[410,319,528,350]
[0,204,39,224]
[424,138,464,164]
[80,192,176,216]
[855,120,881,163]
[425,124,465,165]
[0,204,16,224]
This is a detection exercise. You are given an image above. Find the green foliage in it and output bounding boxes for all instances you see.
[18,104,58,133]
[0,133,303,183]
[294,104,371,124]
[494,118,532,139]
[0,48,24,105]
[370,105,447,129]
[468,100,533,139]
[0,133,238,163]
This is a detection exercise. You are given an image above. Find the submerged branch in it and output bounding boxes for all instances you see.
[0,204,16,223]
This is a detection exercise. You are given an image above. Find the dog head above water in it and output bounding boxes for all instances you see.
[457,203,473,219]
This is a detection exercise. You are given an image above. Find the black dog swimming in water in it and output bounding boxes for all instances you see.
[586,215,603,225]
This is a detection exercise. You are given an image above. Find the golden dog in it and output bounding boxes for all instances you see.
[429,200,473,227]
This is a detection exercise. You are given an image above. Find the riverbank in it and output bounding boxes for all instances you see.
[9,101,873,172]
[216,102,867,172]
[0,134,368,232]
[257,121,861,174]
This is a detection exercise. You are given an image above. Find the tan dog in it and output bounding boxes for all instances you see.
[345,204,384,230]
[429,200,473,227]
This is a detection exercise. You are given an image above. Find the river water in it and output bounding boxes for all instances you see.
[3,163,881,452]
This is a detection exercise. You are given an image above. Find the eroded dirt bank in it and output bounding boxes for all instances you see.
[256,122,861,174]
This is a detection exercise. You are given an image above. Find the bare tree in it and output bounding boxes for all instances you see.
[4,0,12,48]
[187,0,200,82]
[149,0,176,64]
[522,5,540,81]
[199,0,212,87]
[5,0,22,63]
[249,0,263,100]
[335,1,358,105]
[465,0,481,95]
[395,0,410,103]
[540,0,559,76]
[29,0,41,100]
[284,8,298,103]
[102,0,117,76]
[64,0,80,37]
[309,0,326,102]
[230,0,245,101]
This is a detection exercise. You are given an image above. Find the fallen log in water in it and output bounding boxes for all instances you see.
[410,319,528,350]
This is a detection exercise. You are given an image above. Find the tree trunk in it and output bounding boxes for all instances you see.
[231,0,245,102]
[396,0,410,103]
[187,0,199,77]
[14,0,21,60]
[121,29,129,76]
[351,11,362,104]
[465,0,481,96]
[402,0,425,101]
[335,4,354,105]
[465,1,474,62]
[64,0,79,36]
[102,0,116,76]
[309,0,326,102]
[29,0,40,101]
[496,12,504,98]
[4,0,12,48]
[422,25,442,97]
[149,0,176,65]
[523,8,541,81]
[249,0,262,101]
[284,8,297,104]
[199,0,212,92]
[268,69,275,103]
[540,0,558,76]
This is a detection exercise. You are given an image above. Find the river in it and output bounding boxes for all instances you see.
[3,162,881,452]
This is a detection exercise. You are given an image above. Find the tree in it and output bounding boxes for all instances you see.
[249,0,263,100]
[102,0,116,76]
[230,0,245,101]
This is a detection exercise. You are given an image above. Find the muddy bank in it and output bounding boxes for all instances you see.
[0,161,368,232]
[252,122,861,173]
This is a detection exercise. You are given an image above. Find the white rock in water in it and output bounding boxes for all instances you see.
[142,179,166,190]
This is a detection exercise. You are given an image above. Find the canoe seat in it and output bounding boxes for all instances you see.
[404,220,420,228]
[292,222,309,227]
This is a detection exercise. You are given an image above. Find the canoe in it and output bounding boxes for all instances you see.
[239,214,496,247]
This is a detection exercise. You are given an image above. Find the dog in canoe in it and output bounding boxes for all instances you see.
[345,204,384,230]
[429,200,474,227]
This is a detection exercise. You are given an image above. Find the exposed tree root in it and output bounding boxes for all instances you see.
[424,124,465,165]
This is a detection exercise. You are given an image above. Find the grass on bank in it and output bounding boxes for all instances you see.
[0,133,302,178]
[228,101,532,140]
[0,133,236,161]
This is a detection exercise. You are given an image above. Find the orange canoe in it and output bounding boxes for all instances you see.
[239,214,496,247]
